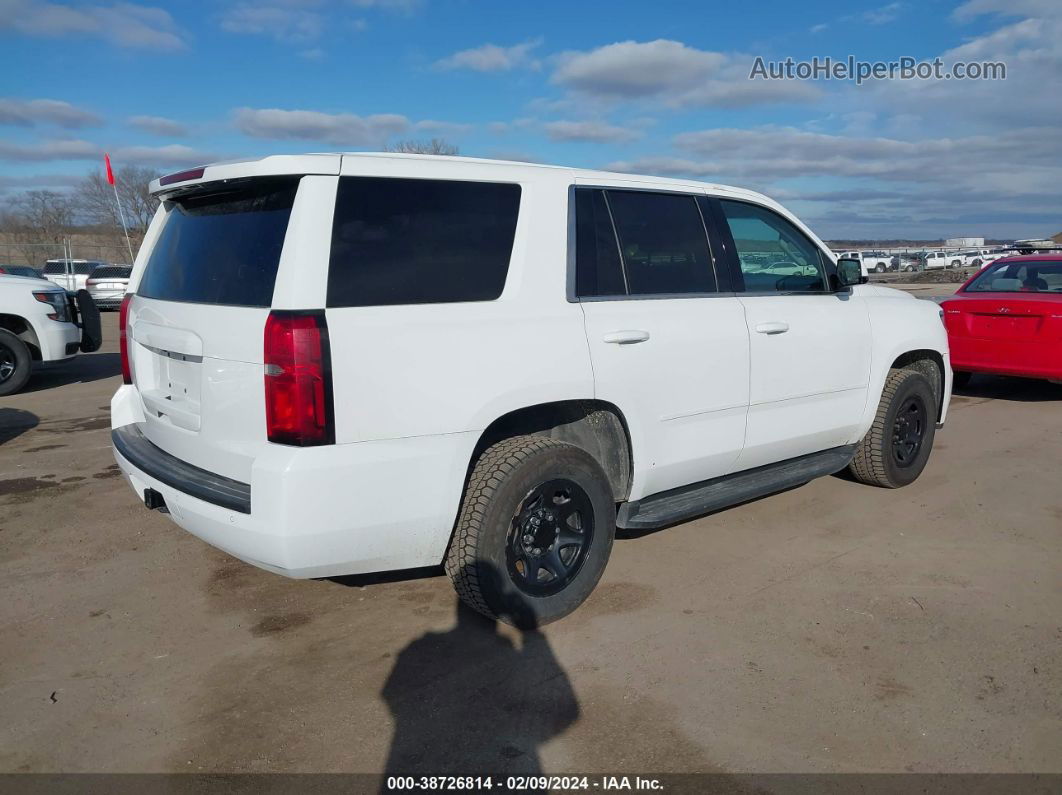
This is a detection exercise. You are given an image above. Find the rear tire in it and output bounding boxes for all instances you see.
[875,264,885,273]
[0,328,31,396]
[445,435,615,628]
[849,369,937,489]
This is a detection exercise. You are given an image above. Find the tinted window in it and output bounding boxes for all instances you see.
[575,188,626,297]
[606,190,715,295]
[328,177,520,307]
[719,200,827,293]
[965,260,1062,293]
[138,178,298,307]
[74,261,99,275]
[43,261,66,275]
[90,266,132,279]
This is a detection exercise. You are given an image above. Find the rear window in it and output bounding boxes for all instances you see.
[327,177,521,307]
[965,260,1062,293]
[43,261,66,275]
[138,178,299,307]
[90,266,132,279]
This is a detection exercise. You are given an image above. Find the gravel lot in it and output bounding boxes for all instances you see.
[1,310,1060,775]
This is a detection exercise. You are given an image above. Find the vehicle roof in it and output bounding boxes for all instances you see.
[0,274,62,288]
[984,254,1062,263]
[153,151,776,205]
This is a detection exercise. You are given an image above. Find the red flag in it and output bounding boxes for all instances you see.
[104,153,115,186]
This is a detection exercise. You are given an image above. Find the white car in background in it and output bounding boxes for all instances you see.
[0,273,102,395]
[86,265,132,310]
[836,250,892,275]
[919,251,952,270]
[43,259,110,292]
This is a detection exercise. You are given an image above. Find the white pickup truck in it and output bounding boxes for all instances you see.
[0,274,102,395]
[836,250,892,274]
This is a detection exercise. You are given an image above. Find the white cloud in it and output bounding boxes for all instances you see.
[543,120,640,143]
[863,2,903,25]
[128,115,189,136]
[0,0,186,49]
[220,3,323,42]
[232,107,410,146]
[0,98,101,128]
[607,124,1062,238]
[551,39,820,108]
[0,139,220,166]
[435,39,541,72]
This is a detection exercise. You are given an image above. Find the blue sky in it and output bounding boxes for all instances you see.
[1,0,1059,239]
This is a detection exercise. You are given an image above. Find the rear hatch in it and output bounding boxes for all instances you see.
[126,172,312,482]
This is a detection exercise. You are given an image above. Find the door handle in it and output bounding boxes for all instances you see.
[755,321,790,335]
[602,330,650,345]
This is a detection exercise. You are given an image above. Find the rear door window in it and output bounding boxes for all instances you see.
[574,188,627,297]
[327,177,521,307]
[604,190,716,296]
[138,178,299,307]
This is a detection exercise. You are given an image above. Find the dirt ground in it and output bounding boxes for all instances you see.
[1,311,1060,775]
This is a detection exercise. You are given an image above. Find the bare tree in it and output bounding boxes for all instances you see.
[0,190,74,265]
[75,165,160,236]
[73,165,161,254]
[385,139,460,155]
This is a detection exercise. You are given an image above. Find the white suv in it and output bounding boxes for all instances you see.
[0,274,102,395]
[110,154,952,626]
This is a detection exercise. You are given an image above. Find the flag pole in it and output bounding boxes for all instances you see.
[106,154,136,265]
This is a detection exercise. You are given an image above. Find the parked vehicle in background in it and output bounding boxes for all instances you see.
[111,152,952,626]
[893,253,923,272]
[862,251,894,273]
[942,255,1062,386]
[919,251,951,270]
[86,265,132,310]
[0,265,42,278]
[968,249,1000,267]
[43,259,108,292]
[0,274,102,395]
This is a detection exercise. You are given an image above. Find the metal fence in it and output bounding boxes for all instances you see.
[0,239,138,268]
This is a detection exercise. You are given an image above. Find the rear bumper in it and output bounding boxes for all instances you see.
[110,386,477,579]
[112,425,251,513]
[950,340,1062,380]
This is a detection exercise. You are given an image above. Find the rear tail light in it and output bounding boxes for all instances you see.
[119,293,133,384]
[264,311,334,446]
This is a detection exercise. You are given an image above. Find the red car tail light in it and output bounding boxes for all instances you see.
[264,311,335,446]
[118,293,133,384]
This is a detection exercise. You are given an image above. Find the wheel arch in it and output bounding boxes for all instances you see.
[0,313,42,360]
[891,349,946,421]
[470,399,634,503]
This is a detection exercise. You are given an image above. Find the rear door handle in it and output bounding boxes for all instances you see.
[755,321,790,335]
[602,330,650,345]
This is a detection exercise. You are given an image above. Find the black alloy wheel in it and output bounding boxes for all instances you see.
[506,478,594,597]
[891,394,928,468]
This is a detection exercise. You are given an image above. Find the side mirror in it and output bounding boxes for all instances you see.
[835,257,866,288]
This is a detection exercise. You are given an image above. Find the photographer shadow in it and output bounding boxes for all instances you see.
[381,563,578,781]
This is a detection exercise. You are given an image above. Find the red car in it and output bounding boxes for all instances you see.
[941,254,1062,386]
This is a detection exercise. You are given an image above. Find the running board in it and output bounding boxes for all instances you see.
[617,445,857,531]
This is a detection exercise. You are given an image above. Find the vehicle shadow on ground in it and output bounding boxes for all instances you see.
[381,564,579,779]
[0,408,40,445]
[22,352,121,394]
[953,375,1062,403]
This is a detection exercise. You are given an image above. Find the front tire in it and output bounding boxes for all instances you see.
[0,329,31,396]
[849,369,937,489]
[445,436,615,628]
